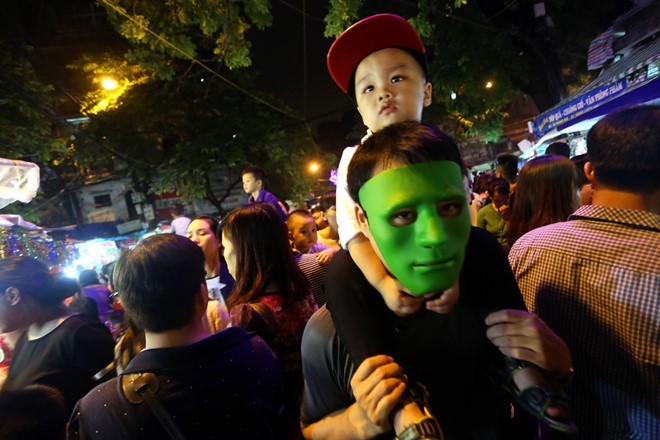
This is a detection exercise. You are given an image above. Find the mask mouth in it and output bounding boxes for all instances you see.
[412,258,455,274]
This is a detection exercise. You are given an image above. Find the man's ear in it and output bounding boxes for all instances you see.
[4,287,21,307]
[354,204,369,235]
[584,162,596,186]
[197,283,209,311]
[423,82,433,107]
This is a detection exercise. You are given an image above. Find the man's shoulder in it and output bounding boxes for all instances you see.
[76,376,120,412]
[300,306,356,426]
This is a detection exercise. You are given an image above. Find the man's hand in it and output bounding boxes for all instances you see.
[377,276,425,317]
[485,309,572,375]
[349,355,407,437]
[425,280,460,314]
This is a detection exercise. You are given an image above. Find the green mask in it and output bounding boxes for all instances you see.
[358,161,471,296]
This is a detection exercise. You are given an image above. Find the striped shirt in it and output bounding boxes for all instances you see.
[294,252,327,307]
[509,205,660,439]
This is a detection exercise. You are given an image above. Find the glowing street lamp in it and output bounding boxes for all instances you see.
[308,162,320,173]
[101,77,118,90]
[485,81,494,89]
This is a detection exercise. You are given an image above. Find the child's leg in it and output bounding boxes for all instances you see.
[325,245,398,365]
[325,247,439,437]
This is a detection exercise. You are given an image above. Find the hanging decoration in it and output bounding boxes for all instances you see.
[0,226,76,267]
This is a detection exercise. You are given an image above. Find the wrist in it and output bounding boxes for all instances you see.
[348,403,387,439]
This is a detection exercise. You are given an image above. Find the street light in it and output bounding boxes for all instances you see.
[101,77,118,90]
[485,81,494,89]
[308,162,320,173]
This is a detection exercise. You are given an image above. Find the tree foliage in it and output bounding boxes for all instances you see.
[71,62,321,209]
[0,42,67,161]
[98,0,273,76]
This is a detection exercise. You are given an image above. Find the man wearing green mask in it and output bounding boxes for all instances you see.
[300,122,576,440]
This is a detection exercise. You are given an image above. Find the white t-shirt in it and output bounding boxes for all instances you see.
[336,131,372,250]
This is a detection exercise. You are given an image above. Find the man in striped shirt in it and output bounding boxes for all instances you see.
[509,105,659,438]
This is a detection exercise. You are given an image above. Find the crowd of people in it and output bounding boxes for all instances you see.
[0,12,658,440]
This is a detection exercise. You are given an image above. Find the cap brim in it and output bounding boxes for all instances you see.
[327,14,425,94]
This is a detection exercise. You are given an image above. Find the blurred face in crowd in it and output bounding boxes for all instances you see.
[491,189,510,209]
[324,205,338,231]
[186,219,220,268]
[220,233,237,279]
[312,210,328,230]
[357,161,471,296]
[354,48,432,133]
[242,173,261,195]
[288,214,318,254]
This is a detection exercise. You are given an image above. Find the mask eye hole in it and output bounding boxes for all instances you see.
[437,202,463,218]
[388,209,417,227]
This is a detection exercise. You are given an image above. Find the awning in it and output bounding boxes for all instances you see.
[533,38,660,139]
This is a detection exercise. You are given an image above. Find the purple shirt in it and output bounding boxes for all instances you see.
[248,189,287,221]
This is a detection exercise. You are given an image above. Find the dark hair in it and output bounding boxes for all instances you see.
[586,105,660,194]
[113,234,206,333]
[78,269,100,287]
[222,204,309,309]
[473,173,494,194]
[286,209,313,228]
[496,154,519,183]
[348,48,429,100]
[347,121,465,204]
[545,142,571,158]
[0,257,78,306]
[570,153,590,187]
[241,166,266,182]
[487,177,510,198]
[189,215,220,237]
[508,155,578,246]
[0,385,67,440]
[319,190,336,212]
[170,203,185,217]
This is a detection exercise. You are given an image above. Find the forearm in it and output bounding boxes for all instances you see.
[302,404,383,440]
[348,235,389,288]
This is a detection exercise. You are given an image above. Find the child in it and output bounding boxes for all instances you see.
[325,14,574,436]
[169,203,191,236]
[287,210,335,265]
[241,166,287,221]
[315,191,340,250]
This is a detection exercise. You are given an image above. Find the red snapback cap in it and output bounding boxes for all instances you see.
[327,14,425,94]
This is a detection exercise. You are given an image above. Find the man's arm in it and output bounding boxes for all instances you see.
[485,309,573,378]
[302,355,406,440]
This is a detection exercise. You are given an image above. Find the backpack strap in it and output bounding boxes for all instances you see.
[121,372,187,440]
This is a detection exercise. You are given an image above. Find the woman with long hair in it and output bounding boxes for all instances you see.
[0,257,114,412]
[508,155,579,246]
[222,203,315,439]
[186,215,235,304]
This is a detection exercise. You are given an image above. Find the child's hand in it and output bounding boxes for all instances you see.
[377,275,424,317]
[315,248,337,266]
[425,280,460,314]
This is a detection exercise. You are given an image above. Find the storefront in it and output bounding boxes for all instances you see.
[525,37,659,160]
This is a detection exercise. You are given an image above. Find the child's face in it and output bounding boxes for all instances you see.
[357,161,471,296]
[288,215,318,253]
[354,48,432,133]
[242,173,260,195]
